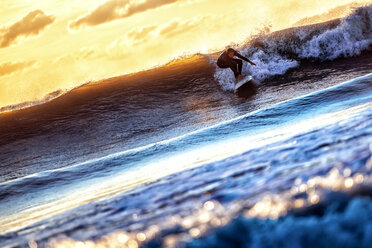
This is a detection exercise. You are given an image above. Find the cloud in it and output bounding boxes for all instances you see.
[106,16,208,59]
[69,0,181,29]
[106,24,157,57]
[0,61,36,77]
[0,10,55,48]
[127,17,205,42]
[54,47,99,64]
[158,18,201,38]
[127,25,157,41]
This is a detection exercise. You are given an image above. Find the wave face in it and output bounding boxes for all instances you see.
[1,73,371,247]
[215,5,372,90]
[1,48,371,186]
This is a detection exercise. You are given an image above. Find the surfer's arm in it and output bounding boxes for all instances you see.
[235,52,256,66]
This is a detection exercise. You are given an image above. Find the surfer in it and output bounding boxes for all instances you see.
[217,48,256,82]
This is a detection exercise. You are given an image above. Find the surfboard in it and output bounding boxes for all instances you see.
[234,75,257,98]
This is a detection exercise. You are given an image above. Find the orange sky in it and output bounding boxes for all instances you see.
[0,0,370,110]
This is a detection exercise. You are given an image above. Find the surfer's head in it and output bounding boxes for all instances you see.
[226,47,235,58]
[227,48,235,58]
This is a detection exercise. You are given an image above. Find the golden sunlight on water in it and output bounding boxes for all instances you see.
[0,0,370,110]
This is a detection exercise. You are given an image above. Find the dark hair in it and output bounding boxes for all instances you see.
[227,48,235,54]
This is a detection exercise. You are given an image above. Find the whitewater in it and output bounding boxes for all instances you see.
[0,5,372,248]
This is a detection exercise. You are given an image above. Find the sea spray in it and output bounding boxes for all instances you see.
[215,5,372,91]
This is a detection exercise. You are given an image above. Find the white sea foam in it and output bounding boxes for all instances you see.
[299,6,372,60]
[215,5,372,91]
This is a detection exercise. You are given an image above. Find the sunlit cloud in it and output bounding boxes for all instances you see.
[54,46,100,64]
[127,25,157,44]
[159,17,204,38]
[0,60,36,77]
[69,0,182,30]
[106,16,212,59]
[0,10,55,48]
[106,16,210,59]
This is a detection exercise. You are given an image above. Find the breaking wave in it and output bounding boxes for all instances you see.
[215,4,372,91]
[2,5,372,115]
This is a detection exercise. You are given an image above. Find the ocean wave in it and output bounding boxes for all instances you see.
[0,90,64,114]
[0,73,370,240]
[24,99,372,248]
[2,6,371,114]
[215,4,372,91]
[186,196,372,248]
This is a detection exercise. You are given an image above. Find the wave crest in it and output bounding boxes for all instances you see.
[215,5,372,91]
[0,90,64,114]
[300,6,372,60]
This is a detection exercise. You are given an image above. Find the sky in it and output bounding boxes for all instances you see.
[0,0,370,110]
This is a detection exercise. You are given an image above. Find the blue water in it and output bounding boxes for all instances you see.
[1,72,371,247]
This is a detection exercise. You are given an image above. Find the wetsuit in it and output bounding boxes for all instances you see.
[217,49,254,78]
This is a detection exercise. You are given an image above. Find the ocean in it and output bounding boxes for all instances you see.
[0,5,372,248]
